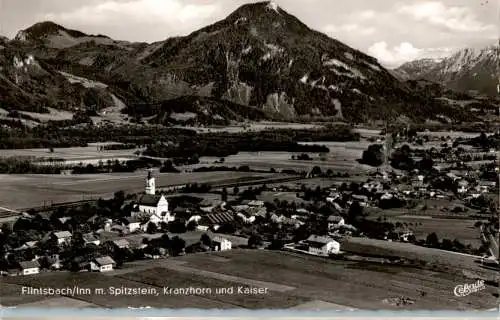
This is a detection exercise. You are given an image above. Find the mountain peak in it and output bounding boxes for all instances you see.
[14,21,111,43]
[15,21,87,41]
[266,1,281,13]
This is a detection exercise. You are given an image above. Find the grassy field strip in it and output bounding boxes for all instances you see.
[119,267,308,309]
[102,260,188,277]
[162,264,296,293]
[289,300,357,311]
[14,296,98,308]
[53,174,155,185]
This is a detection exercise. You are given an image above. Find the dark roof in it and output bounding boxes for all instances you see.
[94,256,116,266]
[83,233,99,243]
[126,216,141,224]
[206,212,234,224]
[306,235,335,245]
[19,260,40,269]
[138,194,163,206]
[112,239,130,248]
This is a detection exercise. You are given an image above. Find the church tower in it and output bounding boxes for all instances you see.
[145,169,155,195]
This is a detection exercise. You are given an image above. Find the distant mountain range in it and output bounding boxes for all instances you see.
[393,45,500,97]
[0,1,486,125]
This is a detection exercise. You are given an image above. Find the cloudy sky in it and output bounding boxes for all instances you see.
[1,0,498,67]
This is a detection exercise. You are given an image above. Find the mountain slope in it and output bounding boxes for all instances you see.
[0,40,114,115]
[4,1,473,123]
[394,45,499,96]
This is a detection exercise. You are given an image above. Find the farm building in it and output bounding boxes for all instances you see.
[211,236,232,251]
[204,211,235,225]
[83,233,100,246]
[327,215,345,230]
[351,194,369,207]
[125,217,142,233]
[18,260,40,275]
[304,235,340,256]
[112,239,130,250]
[51,231,72,245]
[91,256,116,272]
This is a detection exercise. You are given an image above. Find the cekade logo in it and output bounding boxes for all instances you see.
[453,280,486,297]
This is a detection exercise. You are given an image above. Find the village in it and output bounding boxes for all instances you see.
[1,129,498,278]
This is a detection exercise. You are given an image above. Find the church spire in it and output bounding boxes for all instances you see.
[145,169,155,195]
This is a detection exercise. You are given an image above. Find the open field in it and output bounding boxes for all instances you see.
[3,249,497,310]
[187,141,374,173]
[342,237,498,281]
[417,131,491,139]
[0,145,138,162]
[14,296,98,308]
[19,108,74,122]
[172,250,498,310]
[0,171,277,210]
[119,267,307,309]
[382,216,482,248]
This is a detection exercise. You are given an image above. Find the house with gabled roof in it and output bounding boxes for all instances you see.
[304,235,340,256]
[83,233,100,246]
[112,239,130,250]
[51,231,72,245]
[211,236,232,251]
[18,260,40,275]
[125,217,142,233]
[90,256,116,272]
[327,215,345,230]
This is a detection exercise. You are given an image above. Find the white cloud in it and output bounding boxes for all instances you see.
[368,41,456,67]
[368,41,422,66]
[358,10,376,20]
[42,0,220,37]
[324,23,375,36]
[398,1,495,33]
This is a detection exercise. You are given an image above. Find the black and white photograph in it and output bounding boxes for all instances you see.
[0,0,499,314]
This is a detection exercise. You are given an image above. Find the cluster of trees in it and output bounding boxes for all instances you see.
[0,157,71,174]
[470,132,500,150]
[143,126,358,159]
[100,143,137,151]
[360,144,384,167]
[192,165,266,173]
[0,123,196,149]
[424,232,489,255]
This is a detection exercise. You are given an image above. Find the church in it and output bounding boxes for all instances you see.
[132,170,175,224]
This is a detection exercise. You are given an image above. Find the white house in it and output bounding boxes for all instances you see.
[457,180,469,194]
[52,231,72,245]
[125,217,142,233]
[18,260,40,275]
[305,235,340,256]
[211,236,232,251]
[327,215,345,230]
[90,256,116,272]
